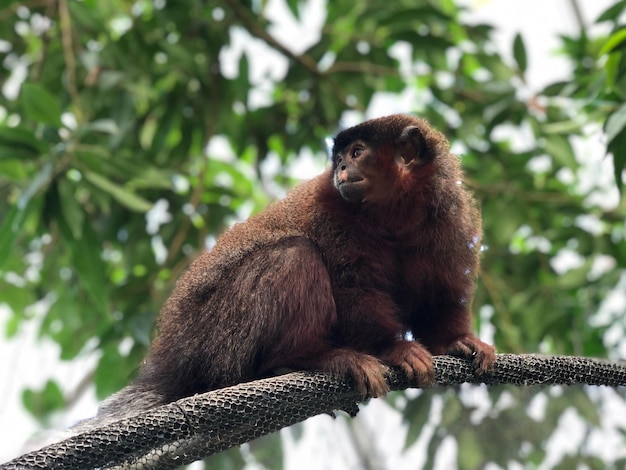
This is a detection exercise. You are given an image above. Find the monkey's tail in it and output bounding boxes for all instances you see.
[71,381,166,433]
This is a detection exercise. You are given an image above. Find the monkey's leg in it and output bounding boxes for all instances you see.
[246,238,391,398]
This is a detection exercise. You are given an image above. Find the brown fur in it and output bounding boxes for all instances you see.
[83,115,495,426]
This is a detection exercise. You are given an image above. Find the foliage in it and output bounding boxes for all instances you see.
[1,0,625,468]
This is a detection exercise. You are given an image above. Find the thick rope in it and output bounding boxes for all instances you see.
[2,354,625,470]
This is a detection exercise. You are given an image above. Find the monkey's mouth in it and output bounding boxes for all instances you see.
[338,177,363,185]
[335,173,363,185]
[334,177,364,194]
[335,177,366,203]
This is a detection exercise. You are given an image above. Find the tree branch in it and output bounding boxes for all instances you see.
[568,0,586,31]
[3,354,625,470]
[222,0,320,76]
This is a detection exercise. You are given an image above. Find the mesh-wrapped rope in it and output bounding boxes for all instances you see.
[3,354,626,470]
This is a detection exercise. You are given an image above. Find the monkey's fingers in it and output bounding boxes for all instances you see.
[349,355,390,399]
[446,335,496,374]
[321,349,389,399]
[381,340,435,386]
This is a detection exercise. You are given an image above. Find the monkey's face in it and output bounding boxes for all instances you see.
[332,118,434,206]
[333,140,377,204]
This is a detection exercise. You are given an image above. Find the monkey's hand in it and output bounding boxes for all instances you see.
[380,340,434,386]
[445,334,496,373]
[329,349,391,399]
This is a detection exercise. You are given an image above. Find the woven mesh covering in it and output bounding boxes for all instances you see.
[3,354,625,470]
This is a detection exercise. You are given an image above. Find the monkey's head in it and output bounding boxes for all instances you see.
[331,115,449,205]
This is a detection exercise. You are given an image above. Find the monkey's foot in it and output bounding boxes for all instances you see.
[380,340,434,386]
[445,334,496,373]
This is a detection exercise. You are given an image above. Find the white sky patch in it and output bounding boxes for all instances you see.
[213,171,234,189]
[491,122,536,153]
[539,408,586,470]
[526,155,553,173]
[527,392,548,421]
[588,254,617,281]
[150,235,168,265]
[286,147,327,180]
[575,214,605,236]
[550,248,585,275]
[109,16,133,38]
[60,112,77,130]
[171,174,190,194]
[205,135,236,162]
[145,198,172,235]
[265,0,326,55]
[2,56,28,100]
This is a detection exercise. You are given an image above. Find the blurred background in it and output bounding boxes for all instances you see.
[1,0,626,468]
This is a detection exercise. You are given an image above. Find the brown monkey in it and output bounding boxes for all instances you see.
[79,114,495,428]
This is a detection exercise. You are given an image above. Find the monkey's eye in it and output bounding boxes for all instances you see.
[351,147,364,158]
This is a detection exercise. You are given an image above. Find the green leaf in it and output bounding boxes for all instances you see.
[542,119,582,135]
[544,135,576,168]
[458,428,483,470]
[0,126,47,158]
[22,380,65,421]
[0,206,23,268]
[57,178,85,239]
[20,83,64,127]
[0,126,38,147]
[84,171,153,212]
[599,28,626,56]
[58,217,109,314]
[402,393,430,449]
[0,159,30,182]
[605,103,626,144]
[204,447,246,469]
[77,119,121,136]
[285,0,300,19]
[42,292,92,359]
[377,6,452,28]
[541,81,568,97]
[0,145,40,160]
[94,343,126,397]
[247,432,284,470]
[439,394,462,427]
[0,284,34,335]
[5,314,20,338]
[513,32,527,74]
[595,0,626,23]
[608,129,626,191]
[150,107,177,156]
[0,162,52,267]
[388,31,448,51]
[557,261,592,289]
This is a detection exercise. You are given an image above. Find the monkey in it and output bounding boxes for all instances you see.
[75,114,495,430]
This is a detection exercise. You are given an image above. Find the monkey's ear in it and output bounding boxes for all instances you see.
[396,125,431,169]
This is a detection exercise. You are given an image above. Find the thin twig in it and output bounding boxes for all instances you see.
[58,0,83,121]
[568,0,586,31]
